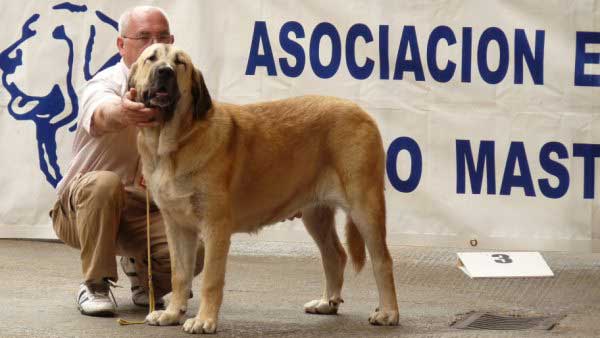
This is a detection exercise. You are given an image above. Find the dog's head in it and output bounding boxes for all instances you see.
[128,43,212,124]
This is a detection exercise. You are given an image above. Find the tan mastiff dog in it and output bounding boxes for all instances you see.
[129,43,399,334]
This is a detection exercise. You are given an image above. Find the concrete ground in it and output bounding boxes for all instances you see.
[1,239,600,338]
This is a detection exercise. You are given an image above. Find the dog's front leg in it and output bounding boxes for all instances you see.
[146,214,200,326]
[182,220,231,334]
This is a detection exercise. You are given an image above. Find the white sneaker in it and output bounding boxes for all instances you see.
[77,280,116,317]
[119,256,165,308]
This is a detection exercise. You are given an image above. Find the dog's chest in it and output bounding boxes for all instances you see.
[146,159,202,220]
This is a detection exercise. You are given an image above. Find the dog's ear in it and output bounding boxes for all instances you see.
[191,67,212,120]
[127,63,138,94]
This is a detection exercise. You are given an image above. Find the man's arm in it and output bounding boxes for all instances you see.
[90,96,127,136]
[90,89,159,137]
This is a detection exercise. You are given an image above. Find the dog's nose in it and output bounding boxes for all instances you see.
[157,66,174,78]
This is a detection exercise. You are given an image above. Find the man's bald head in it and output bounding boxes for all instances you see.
[116,6,174,67]
[118,6,171,37]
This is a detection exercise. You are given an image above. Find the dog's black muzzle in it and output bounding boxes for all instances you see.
[143,65,180,122]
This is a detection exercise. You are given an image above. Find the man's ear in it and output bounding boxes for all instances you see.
[191,67,212,120]
[117,36,125,57]
[127,63,138,94]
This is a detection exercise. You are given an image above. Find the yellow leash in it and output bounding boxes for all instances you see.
[117,188,156,325]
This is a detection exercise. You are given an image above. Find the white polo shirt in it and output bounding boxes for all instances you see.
[56,61,141,196]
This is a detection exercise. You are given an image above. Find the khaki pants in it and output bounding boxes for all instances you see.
[50,171,203,298]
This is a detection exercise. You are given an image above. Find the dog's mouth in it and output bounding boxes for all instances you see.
[142,83,180,123]
[146,87,174,108]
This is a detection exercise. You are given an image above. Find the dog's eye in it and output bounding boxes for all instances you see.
[147,55,157,62]
[174,57,187,68]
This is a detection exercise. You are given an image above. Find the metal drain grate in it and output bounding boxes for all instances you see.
[451,312,564,331]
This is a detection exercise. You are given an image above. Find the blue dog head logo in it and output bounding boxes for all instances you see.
[0,2,120,187]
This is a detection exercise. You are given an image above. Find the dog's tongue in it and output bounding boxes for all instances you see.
[149,90,172,109]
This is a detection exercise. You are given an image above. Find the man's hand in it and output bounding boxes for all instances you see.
[122,88,160,128]
[91,88,160,136]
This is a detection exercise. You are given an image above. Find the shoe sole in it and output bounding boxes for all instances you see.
[78,305,116,317]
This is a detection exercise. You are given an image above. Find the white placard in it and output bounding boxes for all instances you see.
[457,252,554,278]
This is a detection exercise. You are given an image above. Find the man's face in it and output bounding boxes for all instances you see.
[117,9,174,68]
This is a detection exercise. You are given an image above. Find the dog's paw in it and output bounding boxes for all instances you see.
[183,317,217,334]
[303,298,342,315]
[145,310,184,326]
[368,308,399,326]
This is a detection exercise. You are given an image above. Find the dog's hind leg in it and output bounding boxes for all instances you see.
[348,187,399,326]
[302,205,347,315]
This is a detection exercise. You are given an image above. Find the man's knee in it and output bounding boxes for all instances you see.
[75,171,125,208]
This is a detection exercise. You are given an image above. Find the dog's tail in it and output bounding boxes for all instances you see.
[345,217,366,272]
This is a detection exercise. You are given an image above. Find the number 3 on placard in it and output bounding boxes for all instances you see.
[491,254,513,264]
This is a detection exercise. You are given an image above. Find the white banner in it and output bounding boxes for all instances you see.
[1,1,599,251]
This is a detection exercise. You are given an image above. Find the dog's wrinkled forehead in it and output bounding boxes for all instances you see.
[136,44,192,69]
